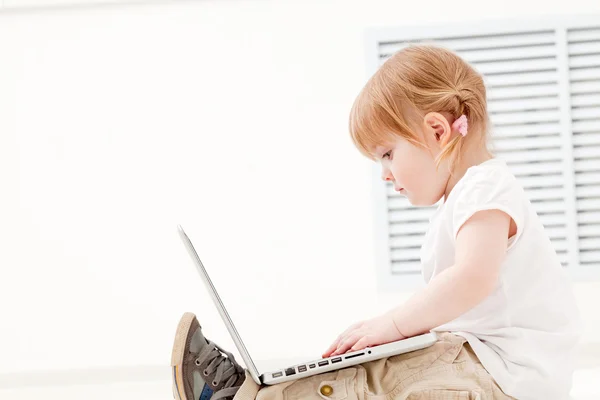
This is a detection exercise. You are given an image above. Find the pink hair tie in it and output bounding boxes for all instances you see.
[452,115,468,137]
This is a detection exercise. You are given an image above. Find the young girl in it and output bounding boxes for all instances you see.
[171,45,581,400]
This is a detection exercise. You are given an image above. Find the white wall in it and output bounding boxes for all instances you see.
[1,0,599,394]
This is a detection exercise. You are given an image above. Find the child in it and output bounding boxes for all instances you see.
[170,45,581,400]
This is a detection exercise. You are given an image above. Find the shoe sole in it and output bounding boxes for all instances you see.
[171,312,197,400]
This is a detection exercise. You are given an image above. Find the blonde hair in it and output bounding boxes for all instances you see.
[349,45,489,169]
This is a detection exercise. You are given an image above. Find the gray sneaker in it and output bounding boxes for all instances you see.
[171,312,246,400]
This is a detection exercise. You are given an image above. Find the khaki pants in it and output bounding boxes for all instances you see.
[234,333,513,400]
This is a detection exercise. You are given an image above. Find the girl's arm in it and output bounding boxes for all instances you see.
[387,209,512,337]
[323,208,513,357]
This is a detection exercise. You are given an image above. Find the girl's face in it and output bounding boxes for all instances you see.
[374,115,452,206]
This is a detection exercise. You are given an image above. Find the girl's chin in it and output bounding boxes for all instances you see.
[406,193,439,207]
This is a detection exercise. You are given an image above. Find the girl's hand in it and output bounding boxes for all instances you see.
[322,313,406,358]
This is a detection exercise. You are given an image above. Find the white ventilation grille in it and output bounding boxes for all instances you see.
[469,32,569,266]
[371,20,600,282]
[568,27,600,269]
[387,188,435,274]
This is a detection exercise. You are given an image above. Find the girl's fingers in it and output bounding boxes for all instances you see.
[322,322,362,358]
[331,333,361,356]
[350,336,371,352]
[323,334,345,358]
[322,340,340,358]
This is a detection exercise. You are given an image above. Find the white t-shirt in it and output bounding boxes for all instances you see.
[421,158,582,400]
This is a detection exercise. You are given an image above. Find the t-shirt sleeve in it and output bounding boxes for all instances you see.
[452,167,526,250]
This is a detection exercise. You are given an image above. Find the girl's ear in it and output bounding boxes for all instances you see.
[423,112,452,148]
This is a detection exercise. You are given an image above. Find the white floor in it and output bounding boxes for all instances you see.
[1,367,598,399]
[570,368,600,400]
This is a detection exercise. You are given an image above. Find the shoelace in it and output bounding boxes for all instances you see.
[192,339,245,400]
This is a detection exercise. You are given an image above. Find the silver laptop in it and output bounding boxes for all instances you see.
[178,225,438,385]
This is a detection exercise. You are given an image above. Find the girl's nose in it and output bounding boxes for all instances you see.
[381,168,393,182]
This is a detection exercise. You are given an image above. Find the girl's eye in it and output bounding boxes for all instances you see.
[382,151,392,159]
